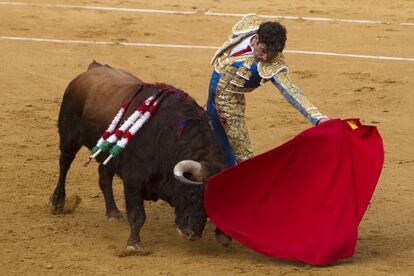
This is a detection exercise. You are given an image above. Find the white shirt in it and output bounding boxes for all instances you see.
[229,34,256,57]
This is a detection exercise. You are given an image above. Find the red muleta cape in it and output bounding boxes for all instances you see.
[205,119,384,265]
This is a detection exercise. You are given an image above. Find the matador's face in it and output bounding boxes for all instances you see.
[251,35,277,64]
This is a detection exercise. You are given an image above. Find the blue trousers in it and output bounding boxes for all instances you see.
[206,71,237,168]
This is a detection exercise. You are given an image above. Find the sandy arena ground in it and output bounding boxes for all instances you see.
[0,0,413,275]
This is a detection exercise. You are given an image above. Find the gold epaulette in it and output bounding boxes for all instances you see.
[258,53,288,80]
[231,14,262,37]
[211,14,262,66]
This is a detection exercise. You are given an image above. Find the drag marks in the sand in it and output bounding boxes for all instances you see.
[1,1,413,27]
[337,71,407,125]
[2,35,414,62]
[354,86,376,93]
[1,2,413,62]
[397,160,414,166]
[0,1,197,15]
[2,99,60,169]
[292,70,318,80]
[341,72,404,95]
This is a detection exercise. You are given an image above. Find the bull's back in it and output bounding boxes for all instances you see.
[62,66,141,125]
[58,64,142,146]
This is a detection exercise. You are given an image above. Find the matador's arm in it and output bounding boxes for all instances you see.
[271,71,328,125]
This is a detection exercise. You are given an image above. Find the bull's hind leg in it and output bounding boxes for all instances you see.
[50,141,81,214]
[98,164,123,220]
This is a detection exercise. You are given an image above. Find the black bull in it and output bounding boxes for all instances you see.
[49,62,226,252]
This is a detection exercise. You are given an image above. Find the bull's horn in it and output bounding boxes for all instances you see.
[173,160,204,185]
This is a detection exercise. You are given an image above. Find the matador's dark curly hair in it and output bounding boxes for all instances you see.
[257,21,287,53]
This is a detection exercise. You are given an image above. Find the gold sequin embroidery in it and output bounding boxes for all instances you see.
[232,14,262,37]
[215,89,253,162]
[258,53,288,79]
[211,14,262,66]
[276,72,325,118]
[236,66,252,80]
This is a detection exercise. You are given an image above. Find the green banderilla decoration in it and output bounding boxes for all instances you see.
[102,144,124,165]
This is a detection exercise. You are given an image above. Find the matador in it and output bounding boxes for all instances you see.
[207,14,329,167]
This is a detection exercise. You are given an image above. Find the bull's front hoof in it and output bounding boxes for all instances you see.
[215,231,232,247]
[176,227,201,241]
[49,194,65,214]
[115,243,151,257]
[126,244,145,252]
[106,210,124,221]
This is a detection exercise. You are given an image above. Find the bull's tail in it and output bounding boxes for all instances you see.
[57,84,82,139]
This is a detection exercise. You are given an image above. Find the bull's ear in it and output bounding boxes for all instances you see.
[173,160,203,185]
[88,60,102,70]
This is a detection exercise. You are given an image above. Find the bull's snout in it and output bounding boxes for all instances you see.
[176,227,201,241]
